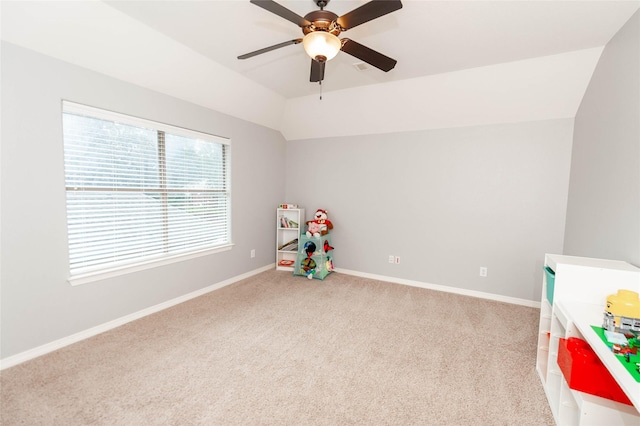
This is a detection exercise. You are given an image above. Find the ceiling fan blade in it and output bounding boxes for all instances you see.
[250,0,311,27]
[340,38,397,72]
[310,59,326,82]
[237,39,302,59]
[336,0,402,30]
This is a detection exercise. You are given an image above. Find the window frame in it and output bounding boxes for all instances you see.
[62,101,232,286]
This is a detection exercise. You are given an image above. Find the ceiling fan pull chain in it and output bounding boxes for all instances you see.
[319,81,323,100]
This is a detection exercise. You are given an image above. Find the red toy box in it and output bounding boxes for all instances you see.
[557,337,632,405]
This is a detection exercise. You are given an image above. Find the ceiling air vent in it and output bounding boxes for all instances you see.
[353,62,370,71]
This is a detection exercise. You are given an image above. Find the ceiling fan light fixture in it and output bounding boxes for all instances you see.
[302,31,341,62]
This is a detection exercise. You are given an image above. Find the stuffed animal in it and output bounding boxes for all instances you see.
[307,209,333,236]
[306,221,322,238]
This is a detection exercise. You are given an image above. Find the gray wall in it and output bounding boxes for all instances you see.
[563,11,640,267]
[0,42,286,359]
[6,9,637,360]
[285,119,574,301]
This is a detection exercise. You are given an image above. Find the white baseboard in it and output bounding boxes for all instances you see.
[334,267,541,309]
[0,264,274,371]
[2,264,538,370]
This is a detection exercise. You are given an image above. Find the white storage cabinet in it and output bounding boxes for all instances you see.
[536,254,640,425]
[276,208,304,271]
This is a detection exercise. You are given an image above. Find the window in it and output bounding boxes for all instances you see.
[62,101,231,282]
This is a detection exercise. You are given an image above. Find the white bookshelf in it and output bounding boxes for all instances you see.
[536,254,640,425]
[276,207,304,271]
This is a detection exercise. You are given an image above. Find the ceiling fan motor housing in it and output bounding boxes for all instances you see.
[302,10,341,35]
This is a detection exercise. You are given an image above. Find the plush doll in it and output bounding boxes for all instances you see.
[306,221,322,238]
[307,209,333,236]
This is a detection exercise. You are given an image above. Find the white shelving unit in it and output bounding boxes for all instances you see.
[276,207,304,271]
[536,254,640,425]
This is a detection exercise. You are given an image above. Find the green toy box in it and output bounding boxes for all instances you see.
[544,266,556,305]
[294,233,335,280]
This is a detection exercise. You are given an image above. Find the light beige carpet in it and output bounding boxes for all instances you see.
[1,270,554,425]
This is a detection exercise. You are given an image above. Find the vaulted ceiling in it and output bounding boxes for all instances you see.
[2,1,639,140]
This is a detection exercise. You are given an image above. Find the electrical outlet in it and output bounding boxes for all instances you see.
[395,256,400,264]
[388,255,394,264]
[250,249,255,258]
[480,267,487,277]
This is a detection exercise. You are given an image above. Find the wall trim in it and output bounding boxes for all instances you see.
[0,264,275,371]
[2,264,538,370]
[335,267,541,309]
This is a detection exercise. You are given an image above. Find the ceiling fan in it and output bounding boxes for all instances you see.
[238,0,403,84]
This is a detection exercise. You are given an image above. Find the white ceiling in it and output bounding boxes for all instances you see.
[105,0,639,99]
[2,1,639,139]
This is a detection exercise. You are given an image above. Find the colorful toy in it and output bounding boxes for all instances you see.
[323,239,334,252]
[603,289,640,333]
[558,337,633,405]
[325,257,334,272]
[306,208,333,237]
[306,221,322,238]
[304,241,317,258]
[295,210,335,281]
[300,257,316,279]
[314,209,333,234]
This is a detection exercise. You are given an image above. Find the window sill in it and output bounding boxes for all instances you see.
[68,244,234,286]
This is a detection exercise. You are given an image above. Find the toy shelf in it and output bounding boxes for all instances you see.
[536,254,640,425]
[293,233,334,280]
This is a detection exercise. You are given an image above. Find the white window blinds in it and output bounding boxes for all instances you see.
[62,101,231,278]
